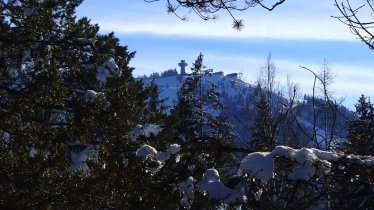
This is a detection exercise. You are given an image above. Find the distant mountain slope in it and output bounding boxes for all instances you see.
[140,72,354,148]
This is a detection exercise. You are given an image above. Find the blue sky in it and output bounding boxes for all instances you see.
[76,0,374,109]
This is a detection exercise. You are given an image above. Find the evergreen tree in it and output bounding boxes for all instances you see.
[174,54,235,207]
[0,1,149,208]
[143,77,167,121]
[250,88,276,151]
[345,94,374,155]
[176,53,233,141]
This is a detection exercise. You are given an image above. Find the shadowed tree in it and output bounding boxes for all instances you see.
[250,88,276,151]
[0,0,152,208]
[345,94,374,155]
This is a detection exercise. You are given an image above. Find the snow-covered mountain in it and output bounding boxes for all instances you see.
[140,72,353,148]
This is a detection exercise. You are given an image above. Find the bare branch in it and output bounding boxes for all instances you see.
[333,0,374,49]
[255,0,286,11]
[144,0,287,29]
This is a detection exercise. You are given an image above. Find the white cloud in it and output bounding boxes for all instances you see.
[80,0,356,41]
[98,15,354,41]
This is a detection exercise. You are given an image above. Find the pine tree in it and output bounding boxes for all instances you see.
[332,95,374,208]
[0,1,149,208]
[173,54,235,207]
[176,53,233,141]
[250,89,276,151]
[144,77,167,120]
[176,54,205,139]
[345,94,374,155]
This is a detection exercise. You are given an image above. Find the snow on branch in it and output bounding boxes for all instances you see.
[135,145,158,160]
[134,140,372,208]
[197,169,247,204]
[178,177,196,209]
[96,58,121,85]
[70,145,99,173]
[240,145,374,182]
[177,169,247,209]
[129,124,163,142]
[136,143,182,173]
[136,144,181,161]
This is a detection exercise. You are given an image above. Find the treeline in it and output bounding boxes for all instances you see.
[140,68,179,79]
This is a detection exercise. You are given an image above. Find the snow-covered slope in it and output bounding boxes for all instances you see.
[139,73,353,147]
[141,73,250,109]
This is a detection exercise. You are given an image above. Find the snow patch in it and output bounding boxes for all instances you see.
[70,145,98,173]
[85,90,98,103]
[96,67,111,85]
[156,151,171,162]
[169,144,181,154]
[29,147,38,158]
[240,152,274,183]
[22,49,31,62]
[136,145,158,160]
[178,176,196,209]
[288,163,316,180]
[310,148,340,161]
[136,143,182,173]
[2,132,10,142]
[269,146,339,180]
[129,124,163,142]
[96,58,120,85]
[347,154,374,166]
[136,144,181,161]
[240,146,357,182]
[76,38,96,45]
[103,58,120,75]
[197,169,247,204]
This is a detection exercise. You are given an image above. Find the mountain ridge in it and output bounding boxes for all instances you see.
[139,72,353,148]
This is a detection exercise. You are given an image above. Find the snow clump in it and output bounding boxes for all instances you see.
[239,152,274,183]
[178,176,196,209]
[346,154,374,166]
[85,90,98,103]
[70,145,98,173]
[96,58,120,85]
[29,147,38,158]
[103,58,120,75]
[135,145,158,160]
[197,169,247,204]
[169,143,181,154]
[136,144,181,161]
[129,124,163,142]
[136,143,182,173]
[240,146,345,182]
